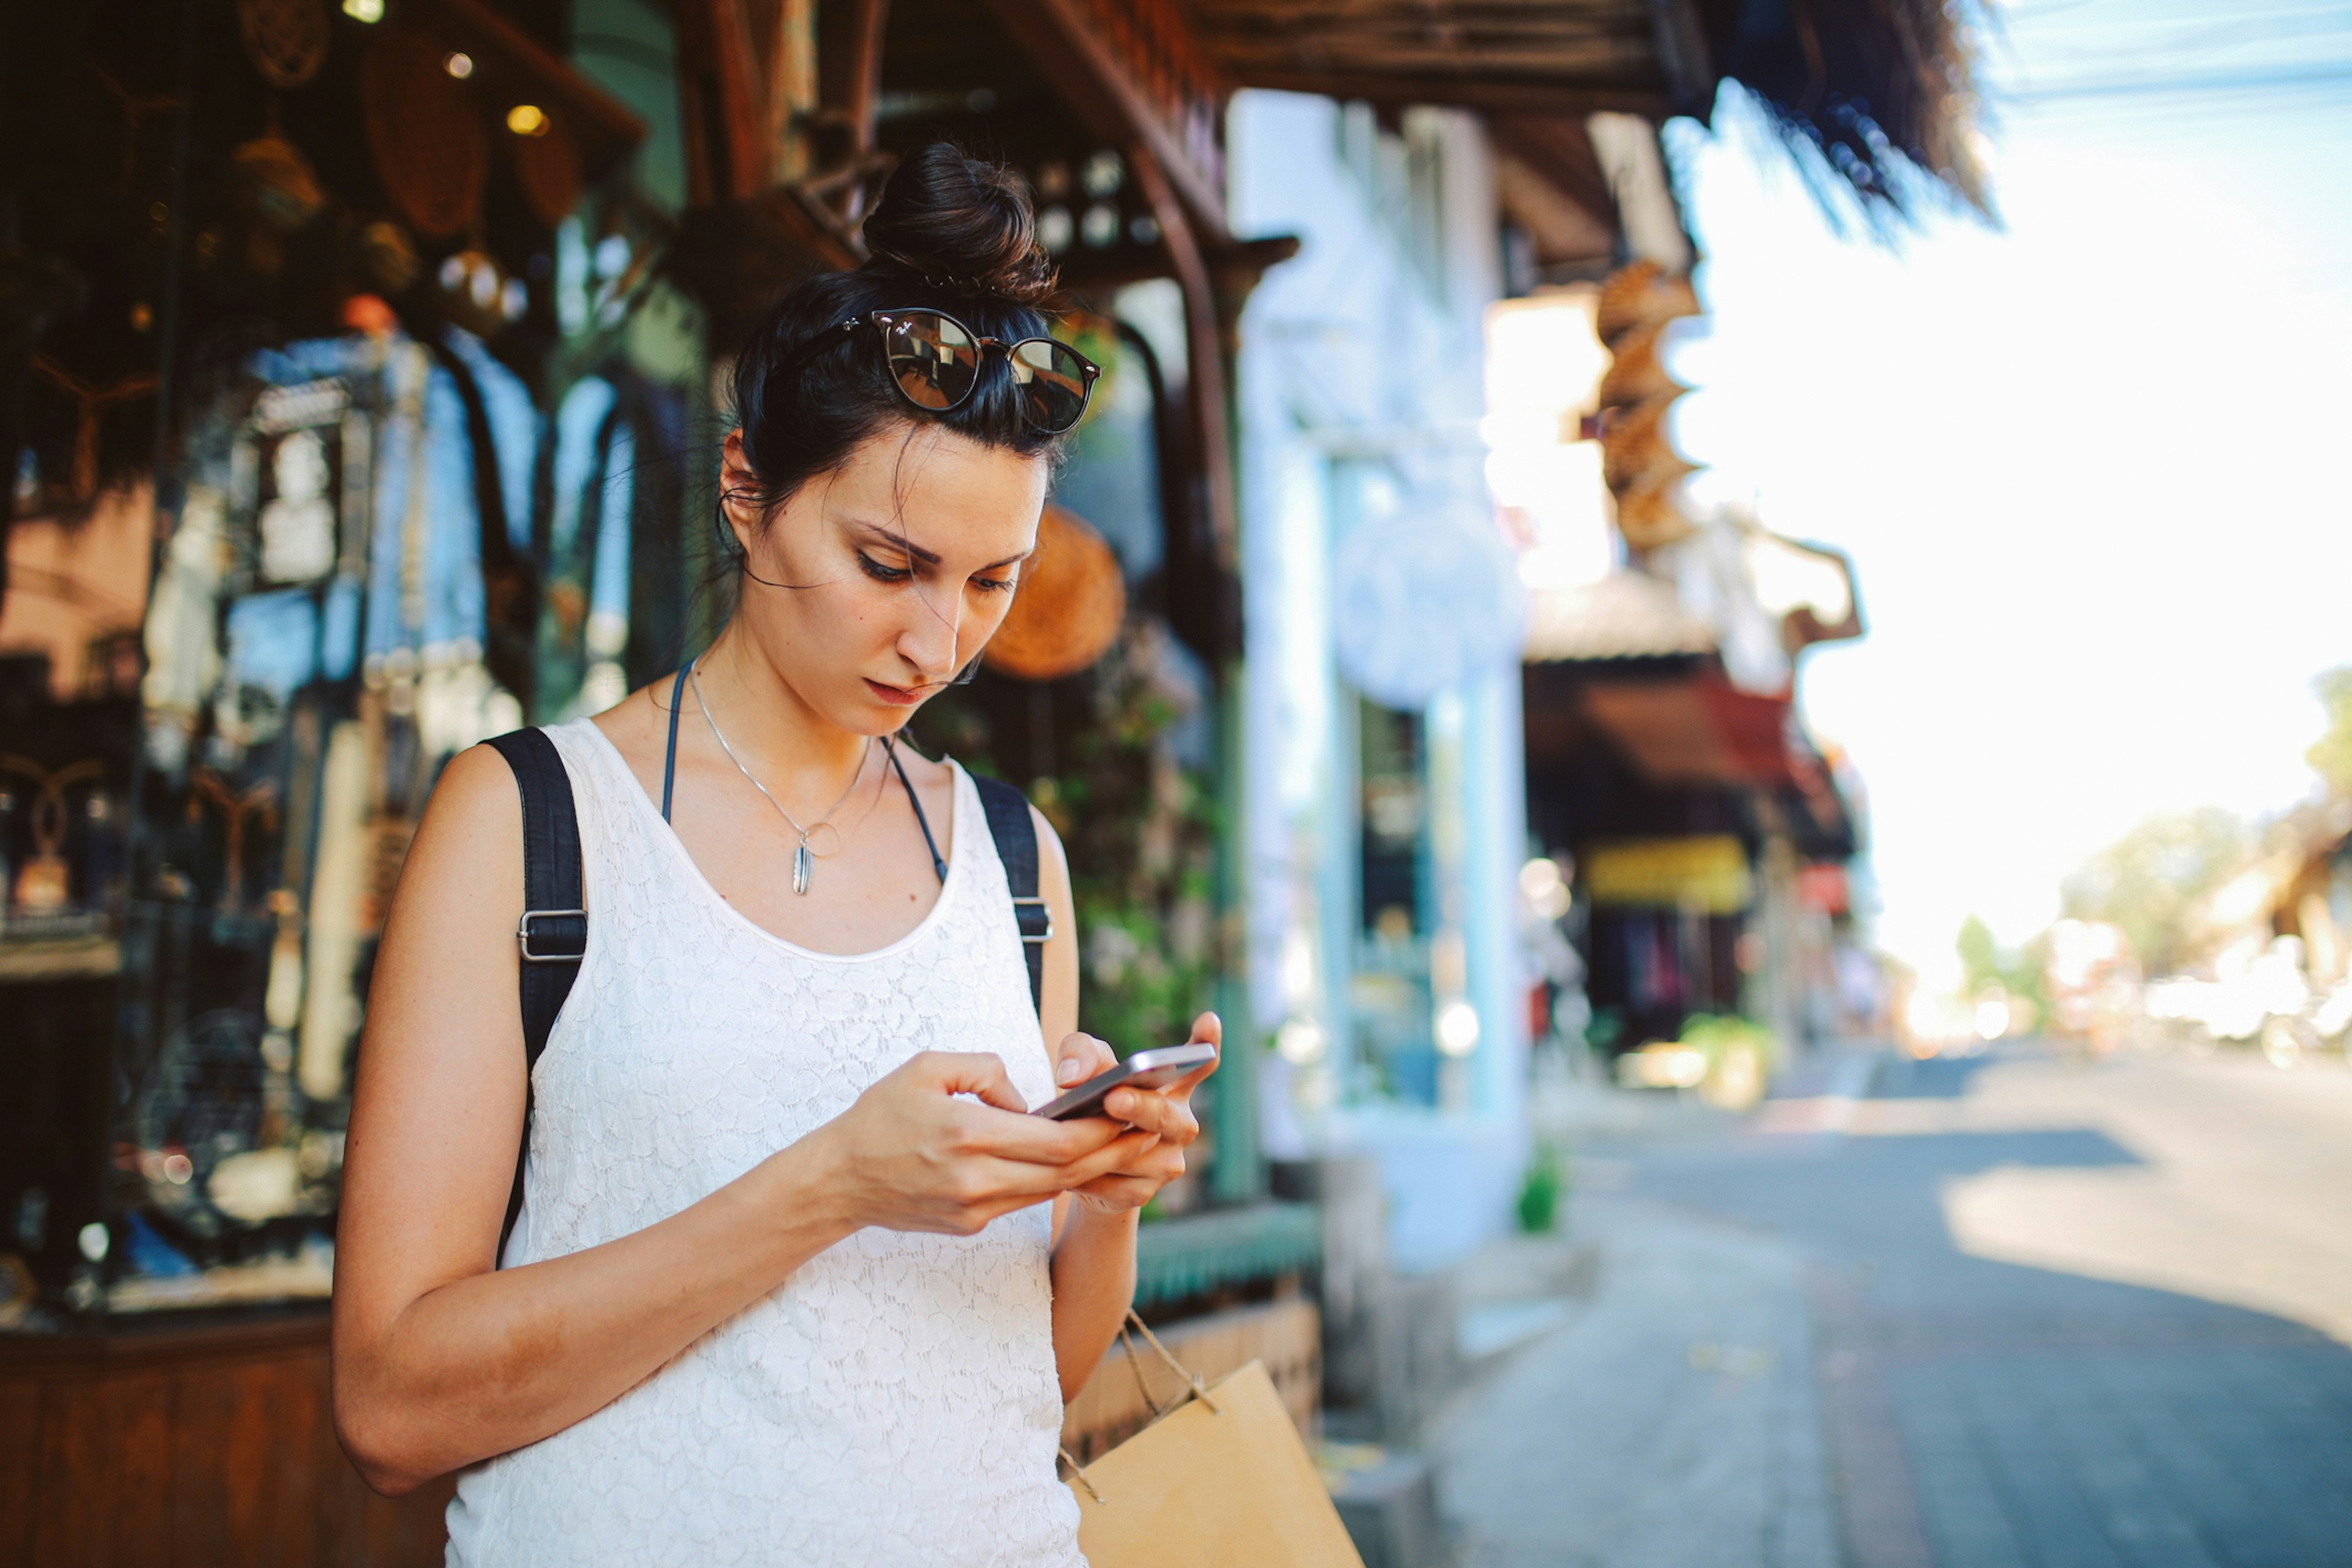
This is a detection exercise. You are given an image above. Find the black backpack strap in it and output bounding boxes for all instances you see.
[484,728,586,1266]
[971,774,1050,1016]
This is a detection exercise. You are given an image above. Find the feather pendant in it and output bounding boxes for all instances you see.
[793,842,813,895]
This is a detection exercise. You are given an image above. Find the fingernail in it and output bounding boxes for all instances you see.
[1058,1058,1087,1085]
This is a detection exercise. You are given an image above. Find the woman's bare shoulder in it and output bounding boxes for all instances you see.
[588,677,681,771]
[423,740,525,837]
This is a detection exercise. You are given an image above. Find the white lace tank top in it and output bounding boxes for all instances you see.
[445,718,1085,1567]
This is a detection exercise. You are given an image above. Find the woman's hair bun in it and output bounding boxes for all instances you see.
[861,143,1058,306]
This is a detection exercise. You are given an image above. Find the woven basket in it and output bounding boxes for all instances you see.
[361,26,486,241]
[239,0,328,89]
[513,117,582,228]
[984,504,1126,682]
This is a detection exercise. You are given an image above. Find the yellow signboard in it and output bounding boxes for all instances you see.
[1583,835,1752,913]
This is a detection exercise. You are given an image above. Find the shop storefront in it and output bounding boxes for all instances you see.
[1,2,1305,1553]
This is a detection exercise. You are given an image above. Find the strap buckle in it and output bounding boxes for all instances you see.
[517,908,587,963]
[1012,895,1053,944]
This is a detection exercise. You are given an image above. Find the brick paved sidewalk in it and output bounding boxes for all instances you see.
[1433,1193,1839,1568]
[1434,1046,2352,1568]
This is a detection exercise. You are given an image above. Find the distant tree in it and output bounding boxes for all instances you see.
[1956,914,1999,990]
[1956,914,2049,1026]
[2060,809,2250,975]
[2309,667,2352,797]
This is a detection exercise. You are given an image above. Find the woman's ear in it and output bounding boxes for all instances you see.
[717,429,760,555]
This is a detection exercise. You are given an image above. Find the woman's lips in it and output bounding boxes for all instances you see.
[865,678,924,706]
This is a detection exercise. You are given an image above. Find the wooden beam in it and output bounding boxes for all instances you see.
[1645,0,1718,116]
[1213,34,1637,65]
[1191,0,1640,18]
[672,0,778,201]
[760,0,820,182]
[1227,67,1671,116]
[1489,111,1616,233]
[981,0,1235,249]
[1128,146,1238,572]
[845,0,889,153]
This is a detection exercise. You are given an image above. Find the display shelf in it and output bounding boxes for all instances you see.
[0,931,123,984]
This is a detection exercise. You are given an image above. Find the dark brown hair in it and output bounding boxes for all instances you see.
[725,143,1066,527]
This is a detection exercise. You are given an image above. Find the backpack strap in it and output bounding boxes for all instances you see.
[484,728,586,1267]
[971,773,1050,1016]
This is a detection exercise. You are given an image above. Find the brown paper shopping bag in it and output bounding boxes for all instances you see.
[1061,1317,1365,1568]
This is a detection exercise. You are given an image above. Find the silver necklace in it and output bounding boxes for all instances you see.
[689,664,874,895]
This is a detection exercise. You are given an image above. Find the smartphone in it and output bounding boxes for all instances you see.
[1033,1042,1218,1121]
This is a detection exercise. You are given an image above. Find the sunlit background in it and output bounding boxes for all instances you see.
[1668,0,2352,987]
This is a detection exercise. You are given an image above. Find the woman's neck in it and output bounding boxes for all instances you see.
[688,622,876,802]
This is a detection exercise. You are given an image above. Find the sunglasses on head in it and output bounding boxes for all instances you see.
[777,307,1101,435]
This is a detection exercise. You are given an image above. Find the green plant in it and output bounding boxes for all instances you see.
[1516,1144,1567,1234]
[913,620,1220,1059]
[1675,1014,1779,1110]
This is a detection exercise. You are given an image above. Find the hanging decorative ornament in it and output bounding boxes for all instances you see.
[361,26,488,241]
[512,114,582,228]
[238,0,330,90]
[257,429,336,583]
[190,769,279,914]
[1,758,105,913]
[434,247,522,339]
[1332,500,1528,709]
[89,63,184,189]
[982,504,1126,682]
[355,218,420,297]
[28,357,159,504]
[229,132,328,276]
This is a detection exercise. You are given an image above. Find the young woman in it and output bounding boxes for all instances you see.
[331,144,1217,1565]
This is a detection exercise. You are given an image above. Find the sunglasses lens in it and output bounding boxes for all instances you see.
[1008,339,1095,433]
[880,312,978,412]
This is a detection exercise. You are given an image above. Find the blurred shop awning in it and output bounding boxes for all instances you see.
[1525,570,1714,663]
[1580,670,1793,788]
[1585,834,1752,913]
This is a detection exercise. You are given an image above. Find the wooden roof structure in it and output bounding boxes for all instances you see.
[1189,0,1703,118]
[1186,0,1992,235]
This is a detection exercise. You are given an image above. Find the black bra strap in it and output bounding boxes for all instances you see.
[661,663,689,821]
[889,739,949,885]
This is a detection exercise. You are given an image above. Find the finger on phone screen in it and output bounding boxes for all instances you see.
[1052,1033,1116,1089]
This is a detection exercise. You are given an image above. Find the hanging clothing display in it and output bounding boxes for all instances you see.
[119,325,536,1307]
[532,368,692,722]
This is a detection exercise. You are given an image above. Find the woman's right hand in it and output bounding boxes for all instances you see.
[795,1051,1149,1237]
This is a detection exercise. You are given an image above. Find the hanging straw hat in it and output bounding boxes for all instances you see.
[513,115,582,230]
[983,503,1125,681]
[361,26,487,240]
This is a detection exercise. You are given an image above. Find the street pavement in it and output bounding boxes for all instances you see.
[1433,1040,2352,1568]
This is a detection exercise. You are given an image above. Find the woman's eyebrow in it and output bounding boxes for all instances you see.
[851,521,1034,572]
[850,521,943,566]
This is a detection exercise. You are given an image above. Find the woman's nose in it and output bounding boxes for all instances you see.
[900,594,963,684]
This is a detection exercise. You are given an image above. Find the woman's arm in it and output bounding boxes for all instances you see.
[333,747,1143,1495]
[1033,809,1219,1403]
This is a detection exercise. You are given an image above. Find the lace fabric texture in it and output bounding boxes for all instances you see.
[445,719,1084,1567]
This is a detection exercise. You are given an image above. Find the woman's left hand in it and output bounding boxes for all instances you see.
[1049,1012,1220,1215]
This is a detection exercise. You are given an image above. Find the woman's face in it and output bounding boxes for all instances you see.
[722,421,1047,734]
